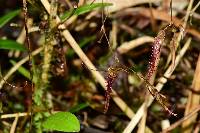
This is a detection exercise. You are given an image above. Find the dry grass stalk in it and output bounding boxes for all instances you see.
[9,113,19,133]
[182,54,200,132]
[137,102,148,133]
[117,36,154,54]
[1,113,28,119]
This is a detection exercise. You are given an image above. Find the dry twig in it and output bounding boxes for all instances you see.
[182,54,200,132]
[117,36,154,54]
[9,113,19,133]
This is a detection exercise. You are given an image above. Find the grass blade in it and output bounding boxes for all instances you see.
[0,39,26,51]
[0,9,20,28]
[61,3,112,21]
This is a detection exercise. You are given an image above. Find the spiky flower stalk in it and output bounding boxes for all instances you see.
[145,23,183,116]
[147,23,181,80]
[104,66,125,113]
[146,30,165,80]
[104,67,118,113]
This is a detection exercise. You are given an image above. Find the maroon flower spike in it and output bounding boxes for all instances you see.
[147,31,165,80]
[104,67,118,113]
[145,23,184,117]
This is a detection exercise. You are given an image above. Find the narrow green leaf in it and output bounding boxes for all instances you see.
[0,9,20,28]
[42,112,80,132]
[10,60,30,79]
[10,60,37,83]
[61,9,76,22]
[0,39,26,51]
[75,3,112,15]
[69,103,89,113]
[61,3,112,21]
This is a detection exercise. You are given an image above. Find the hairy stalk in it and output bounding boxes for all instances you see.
[102,59,177,116]
[104,71,116,113]
[33,0,58,132]
[41,40,53,85]
[22,0,34,132]
[34,0,57,106]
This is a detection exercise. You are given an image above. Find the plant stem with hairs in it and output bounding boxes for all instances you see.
[33,1,58,132]
[34,0,57,106]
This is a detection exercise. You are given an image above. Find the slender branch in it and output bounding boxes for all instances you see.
[117,36,154,54]
[22,1,34,131]
[1,112,29,119]
[190,1,200,17]
[9,113,19,133]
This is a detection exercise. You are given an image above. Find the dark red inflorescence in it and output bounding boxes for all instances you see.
[104,68,118,113]
[146,31,165,80]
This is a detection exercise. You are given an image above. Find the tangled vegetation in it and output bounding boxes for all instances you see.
[0,0,200,133]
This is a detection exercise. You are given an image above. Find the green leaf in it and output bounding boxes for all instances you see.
[42,112,80,132]
[0,39,27,51]
[75,3,112,15]
[0,9,20,28]
[10,60,37,83]
[69,103,89,113]
[61,3,112,21]
[10,60,31,79]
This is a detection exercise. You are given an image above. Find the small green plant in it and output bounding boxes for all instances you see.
[42,112,80,132]
[1,0,196,132]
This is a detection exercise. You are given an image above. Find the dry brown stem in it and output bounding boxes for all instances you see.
[117,36,154,54]
[1,113,28,119]
[9,114,19,133]
[182,54,200,132]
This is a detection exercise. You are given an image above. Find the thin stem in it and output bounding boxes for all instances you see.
[170,0,172,22]
[23,0,34,131]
